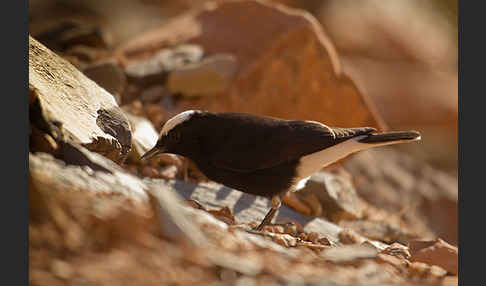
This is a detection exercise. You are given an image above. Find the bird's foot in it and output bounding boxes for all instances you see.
[253,208,277,231]
[251,195,283,231]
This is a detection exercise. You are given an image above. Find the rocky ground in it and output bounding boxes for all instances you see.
[29,1,458,285]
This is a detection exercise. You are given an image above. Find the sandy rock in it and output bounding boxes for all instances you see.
[338,228,366,245]
[208,206,237,225]
[116,0,385,130]
[29,36,131,163]
[209,252,263,276]
[362,240,389,252]
[145,178,345,243]
[146,182,209,246]
[409,238,458,275]
[429,265,448,278]
[322,244,378,264]
[235,277,256,286]
[158,165,179,180]
[140,85,172,103]
[30,147,148,202]
[296,171,364,221]
[318,237,332,246]
[307,232,319,243]
[167,53,238,96]
[268,233,298,248]
[29,143,441,285]
[82,59,126,104]
[30,269,64,286]
[29,150,156,258]
[50,259,74,280]
[408,261,447,279]
[141,166,160,178]
[29,142,212,248]
[408,261,430,277]
[317,0,458,172]
[376,253,408,271]
[382,243,411,260]
[344,148,458,245]
[281,192,315,216]
[339,220,412,245]
[125,44,204,87]
[124,113,159,163]
[442,276,459,286]
[184,199,207,211]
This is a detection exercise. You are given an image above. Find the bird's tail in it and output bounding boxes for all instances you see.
[295,129,421,178]
[356,130,421,146]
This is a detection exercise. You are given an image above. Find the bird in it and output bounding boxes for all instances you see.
[141,110,421,231]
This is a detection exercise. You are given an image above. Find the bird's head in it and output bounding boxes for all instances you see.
[141,110,203,161]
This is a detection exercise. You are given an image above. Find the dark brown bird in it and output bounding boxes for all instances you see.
[141,110,421,230]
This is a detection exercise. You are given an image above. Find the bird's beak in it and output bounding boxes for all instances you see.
[141,146,165,161]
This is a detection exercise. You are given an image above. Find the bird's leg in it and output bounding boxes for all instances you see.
[255,195,282,231]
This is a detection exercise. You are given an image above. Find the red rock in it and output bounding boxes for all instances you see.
[442,276,459,286]
[407,262,447,279]
[376,253,408,271]
[50,259,74,280]
[281,192,313,216]
[116,0,385,131]
[409,238,458,275]
[408,261,430,277]
[338,229,365,245]
[318,237,332,246]
[429,265,447,278]
[141,166,159,178]
[208,206,237,225]
[299,233,308,241]
[307,232,319,243]
[382,242,411,260]
[272,225,285,234]
[296,171,364,222]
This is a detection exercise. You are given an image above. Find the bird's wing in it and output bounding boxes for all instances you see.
[201,114,375,173]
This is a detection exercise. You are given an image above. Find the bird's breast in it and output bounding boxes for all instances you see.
[191,158,299,198]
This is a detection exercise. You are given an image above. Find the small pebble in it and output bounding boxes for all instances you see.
[50,259,73,280]
[307,232,319,243]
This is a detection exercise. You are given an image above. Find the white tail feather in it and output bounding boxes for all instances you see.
[294,136,412,180]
